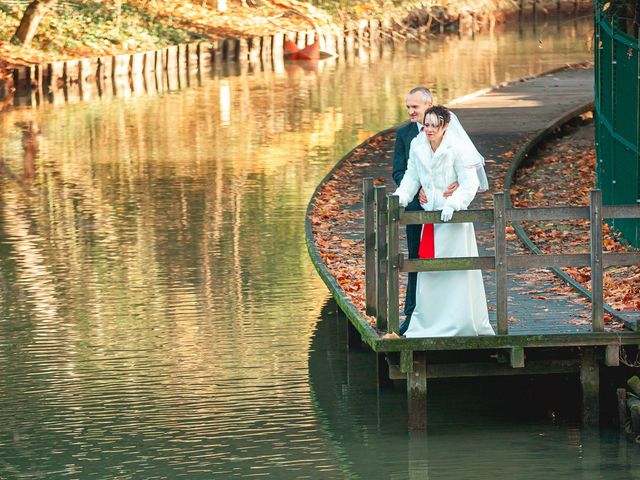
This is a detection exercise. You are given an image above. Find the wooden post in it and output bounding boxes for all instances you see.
[618,388,629,429]
[248,37,261,63]
[408,351,427,430]
[374,186,388,330]
[377,353,393,390]
[629,397,640,433]
[272,33,284,64]
[509,347,525,368]
[605,345,620,366]
[494,192,508,334]
[238,38,249,62]
[363,178,377,316]
[387,194,400,334]
[347,318,362,350]
[580,347,600,426]
[519,0,524,23]
[590,189,604,332]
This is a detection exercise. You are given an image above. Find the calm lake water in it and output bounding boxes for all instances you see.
[2,15,638,479]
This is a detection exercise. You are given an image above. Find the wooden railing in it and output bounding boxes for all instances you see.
[363,178,640,335]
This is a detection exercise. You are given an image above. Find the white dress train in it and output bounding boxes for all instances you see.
[393,131,495,338]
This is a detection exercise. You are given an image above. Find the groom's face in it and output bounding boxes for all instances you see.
[406,92,432,124]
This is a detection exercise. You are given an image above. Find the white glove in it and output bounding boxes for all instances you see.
[440,206,454,222]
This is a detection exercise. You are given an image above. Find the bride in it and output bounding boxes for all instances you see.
[392,105,495,338]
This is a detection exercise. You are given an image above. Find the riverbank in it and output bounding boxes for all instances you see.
[0,1,592,66]
[0,1,593,103]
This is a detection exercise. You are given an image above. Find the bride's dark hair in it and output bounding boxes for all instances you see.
[423,105,451,128]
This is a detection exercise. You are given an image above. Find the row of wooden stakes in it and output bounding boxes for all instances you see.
[6,17,410,99]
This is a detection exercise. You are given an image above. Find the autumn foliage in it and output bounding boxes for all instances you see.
[511,118,640,314]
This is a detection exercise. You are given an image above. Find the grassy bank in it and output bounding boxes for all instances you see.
[0,0,592,68]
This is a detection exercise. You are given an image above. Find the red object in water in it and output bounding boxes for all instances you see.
[284,40,320,60]
[284,39,299,54]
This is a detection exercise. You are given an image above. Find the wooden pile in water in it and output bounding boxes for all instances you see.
[618,376,640,443]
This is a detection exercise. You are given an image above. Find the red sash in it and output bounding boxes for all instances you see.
[418,224,435,259]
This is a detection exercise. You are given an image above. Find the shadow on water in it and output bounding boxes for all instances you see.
[309,299,640,480]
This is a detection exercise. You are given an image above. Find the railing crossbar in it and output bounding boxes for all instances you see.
[362,182,640,336]
[400,205,640,225]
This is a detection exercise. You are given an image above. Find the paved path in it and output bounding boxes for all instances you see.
[313,66,628,334]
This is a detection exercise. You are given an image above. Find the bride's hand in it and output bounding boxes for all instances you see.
[440,206,454,222]
[418,188,428,204]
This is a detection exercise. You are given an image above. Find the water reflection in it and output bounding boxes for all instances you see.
[0,17,604,479]
[310,299,640,480]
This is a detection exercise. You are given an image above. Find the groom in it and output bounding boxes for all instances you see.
[392,87,457,335]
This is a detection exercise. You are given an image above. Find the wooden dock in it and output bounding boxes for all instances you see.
[306,65,640,430]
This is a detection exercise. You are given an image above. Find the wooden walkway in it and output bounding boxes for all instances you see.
[322,66,615,335]
[306,65,640,428]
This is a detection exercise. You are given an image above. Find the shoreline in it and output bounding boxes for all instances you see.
[0,3,593,111]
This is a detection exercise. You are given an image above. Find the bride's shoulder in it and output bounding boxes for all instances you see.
[410,131,426,147]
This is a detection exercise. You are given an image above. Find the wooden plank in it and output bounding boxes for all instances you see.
[238,38,249,61]
[580,347,600,426]
[401,209,494,225]
[363,178,376,316]
[374,186,387,330]
[507,253,591,269]
[248,37,261,62]
[494,192,508,334]
[590,190,604,332]
[198,41,212,67]
[387,194,400,334]
[603,252,640,267]
[605,345,620,366]
[617,310,640,331]
[507,206,590,221]
[407,352,427,430]
[397,203,640,225]
[402,256,495,272]
[375,332,640,352]
[113,54,130,77]
[509,347,525,368]
[400,350,413,373]
[618,388,629,429]
[388,363,404,380]
[603,204,640,219]
[425,359,579,378]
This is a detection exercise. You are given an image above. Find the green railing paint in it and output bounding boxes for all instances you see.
[594,1,640,246]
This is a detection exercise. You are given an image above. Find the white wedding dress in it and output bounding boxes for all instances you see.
[393,127,495,338]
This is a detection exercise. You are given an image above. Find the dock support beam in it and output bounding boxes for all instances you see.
[347,318,362,350]
[580,347,600,426]
[377,353,393,390]
[407,351,427,430]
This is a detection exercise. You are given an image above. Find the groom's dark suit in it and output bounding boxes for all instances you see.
[392,122,422,332]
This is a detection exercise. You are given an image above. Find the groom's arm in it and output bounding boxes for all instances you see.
[392,126,409,186]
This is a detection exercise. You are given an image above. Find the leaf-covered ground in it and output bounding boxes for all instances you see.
[511,115,640,313]
[0,1,316,66]
[0,0,582,67]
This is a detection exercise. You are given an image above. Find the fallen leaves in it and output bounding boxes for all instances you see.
[309,133,397,329]
[511,120,639,320]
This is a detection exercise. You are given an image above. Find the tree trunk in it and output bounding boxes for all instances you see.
[11,0,58,47]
